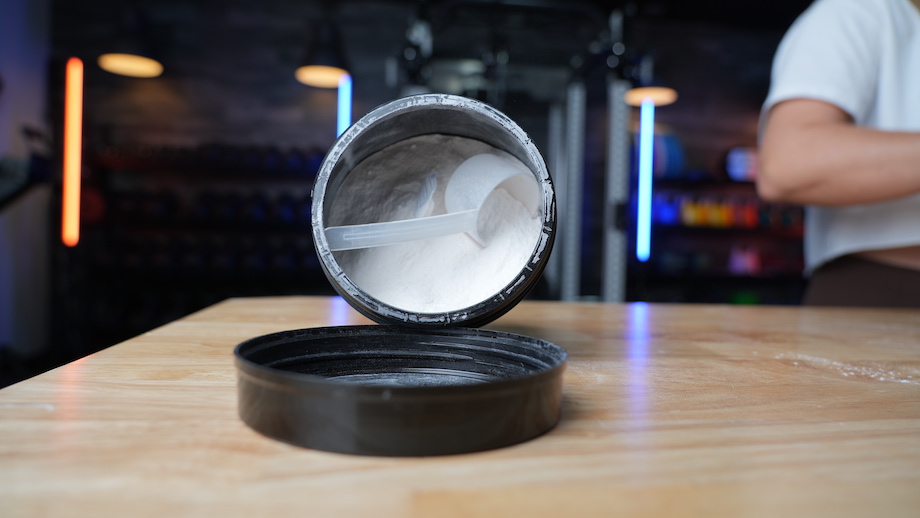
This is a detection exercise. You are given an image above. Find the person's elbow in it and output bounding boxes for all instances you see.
[756,98,854,204]
[756,151,799,203]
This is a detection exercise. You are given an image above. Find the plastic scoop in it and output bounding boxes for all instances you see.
[324,153,539,251]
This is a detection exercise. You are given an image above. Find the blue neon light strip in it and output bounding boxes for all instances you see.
[636,98,654,262]
[337,73,352,137]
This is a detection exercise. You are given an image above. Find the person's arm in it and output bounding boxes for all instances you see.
[758,98,920,206]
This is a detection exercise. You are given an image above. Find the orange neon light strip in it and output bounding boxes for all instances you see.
[62,57,84,247]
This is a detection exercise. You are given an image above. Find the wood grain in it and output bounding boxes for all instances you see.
[2,297,919,517]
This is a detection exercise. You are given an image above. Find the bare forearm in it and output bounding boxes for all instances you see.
[758,100,920,206]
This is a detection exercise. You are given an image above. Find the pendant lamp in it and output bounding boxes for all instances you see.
[97,8,163,78]
[623,55,676,107]
[295,21,350,88]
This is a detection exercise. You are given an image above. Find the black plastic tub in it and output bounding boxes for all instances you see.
[235,325,567,457]
[311,93,556,327]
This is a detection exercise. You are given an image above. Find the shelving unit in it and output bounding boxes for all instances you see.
[628,177,806,304]
[58,144,336,352]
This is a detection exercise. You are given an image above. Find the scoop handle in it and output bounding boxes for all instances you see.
[324,209,479,251]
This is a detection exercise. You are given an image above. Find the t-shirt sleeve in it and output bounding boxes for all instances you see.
[763,0,883,123]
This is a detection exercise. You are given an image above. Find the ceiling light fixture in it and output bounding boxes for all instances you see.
[623,55,677,107]
[97,8,163,78]
[624,85,677,107]
[98,53,162,78]
[296,22,349,88]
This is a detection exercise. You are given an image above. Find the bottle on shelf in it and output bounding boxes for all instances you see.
[241,147,261,170]
[283,150,307,174]
[242,193,270,227]
[260,147,283,172]
[273,194,298,227]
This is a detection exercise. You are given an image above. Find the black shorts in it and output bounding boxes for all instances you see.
[804,255,920,308]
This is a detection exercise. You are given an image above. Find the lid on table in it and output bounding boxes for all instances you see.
[234,324,567,456]
[311,94,556,327]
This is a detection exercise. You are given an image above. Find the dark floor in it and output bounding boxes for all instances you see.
[0,347,72,389]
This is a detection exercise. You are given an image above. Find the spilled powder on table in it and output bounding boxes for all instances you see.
[776,352,920,385]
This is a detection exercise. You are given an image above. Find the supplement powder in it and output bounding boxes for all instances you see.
[329,135,543,313]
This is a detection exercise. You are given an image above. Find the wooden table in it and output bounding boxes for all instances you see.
[2,297,919,517]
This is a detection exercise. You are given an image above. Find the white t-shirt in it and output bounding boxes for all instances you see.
[762,0,920,272]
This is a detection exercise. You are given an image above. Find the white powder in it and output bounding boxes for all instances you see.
[346,188,540,313]
[329,135,543,313]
